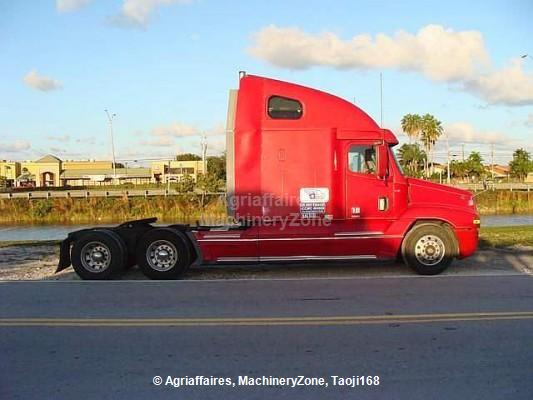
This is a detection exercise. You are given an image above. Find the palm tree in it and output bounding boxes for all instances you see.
[397,143,427,177]
[420,114,443,177]
[401,114,422,144]
[450,160,467,181]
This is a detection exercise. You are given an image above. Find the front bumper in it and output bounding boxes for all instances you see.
[455,227,479,258]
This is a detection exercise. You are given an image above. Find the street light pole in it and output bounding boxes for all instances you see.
[201,134,208,176]
[104,109,117,181]
[167,160,171,192]
[445,132,451,184]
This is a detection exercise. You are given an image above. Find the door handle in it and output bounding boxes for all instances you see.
[378,197,388,211]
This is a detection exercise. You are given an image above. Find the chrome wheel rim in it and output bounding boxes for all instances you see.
[81,241,111,273]
[414,235,445,266]
[146,240,178,271]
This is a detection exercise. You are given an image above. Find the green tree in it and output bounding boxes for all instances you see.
[207,153,226,182]
[196,172,223,193]
[449,160,468,181]
[175,153,202,161]
[401,114,422,144]
[465,151,485,180]
[509,148,533,181]
[419,114,443,177]
[195,172,225,208]
[176,174,195,192]
[397,143,426,177]
[0,176,6,189]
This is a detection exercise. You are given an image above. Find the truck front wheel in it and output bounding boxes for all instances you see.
[71,230,128,280]
[402,224,455,275]
[136,228,191,280]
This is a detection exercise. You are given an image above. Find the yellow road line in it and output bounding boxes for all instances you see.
[0,311,532,327]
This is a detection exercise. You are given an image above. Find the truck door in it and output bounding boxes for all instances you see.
[331,141,396,256]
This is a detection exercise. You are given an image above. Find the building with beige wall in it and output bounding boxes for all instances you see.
[151,160,206,183]
[62,167,151,186]
[0,161,21,187]
[63,160,113,170]
[19,155,62,187]
[2,155,207,188]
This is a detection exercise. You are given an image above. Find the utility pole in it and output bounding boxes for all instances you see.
[167,160,171,192]
[201,134,208,176]
[461,143,465,162]
[104,110,117,181]
[446,133,451,184]
[491,143,495,180]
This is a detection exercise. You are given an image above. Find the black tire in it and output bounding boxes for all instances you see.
[402,224,455,275]
[71,230,128,280]
[136,228,192,280]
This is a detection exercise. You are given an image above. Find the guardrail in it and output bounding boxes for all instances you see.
[0,189,226,199]
[0,183,531,200]
[454,183,532,191]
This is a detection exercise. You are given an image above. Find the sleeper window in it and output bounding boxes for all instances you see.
[268,96,303,119]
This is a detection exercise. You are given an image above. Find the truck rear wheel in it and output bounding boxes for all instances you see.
[402,224,455,275]
[136,228,191,280]
[71,230,128,280]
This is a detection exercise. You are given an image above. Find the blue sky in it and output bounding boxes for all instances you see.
[1,0,532,165]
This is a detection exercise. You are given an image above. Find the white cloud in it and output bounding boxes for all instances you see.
[443,122,515,146]
[0,140,31,153]
[150,122,224,138]
[23,70,62,92]
[56,0,90,13]
[46,134,71,142]
[422,122,528,164]
[526,113,533,127]
[250,24,533,106]
[120,147,182,160]
[139,121,225,155]
[113,0,191,28]
[49,147,68,154]
[75,137,96,145]
[206,135,226,155]
[464,59,533,105]
[151,122,200,137]
[140,136,176,147]
[250,24,489,82]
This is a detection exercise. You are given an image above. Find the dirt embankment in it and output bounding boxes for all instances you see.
[0,244,531,281]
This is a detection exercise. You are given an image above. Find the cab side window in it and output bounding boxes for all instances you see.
[348,145,376,174]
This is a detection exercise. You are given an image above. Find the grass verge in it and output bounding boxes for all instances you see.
[0,240,61,248]
[478,225,533,248]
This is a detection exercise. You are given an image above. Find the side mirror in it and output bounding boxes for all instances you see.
[377,145,388,179]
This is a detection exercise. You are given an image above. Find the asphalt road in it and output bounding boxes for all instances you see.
[1,274,532,400]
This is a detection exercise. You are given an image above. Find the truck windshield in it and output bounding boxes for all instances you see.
[391,148,404,174]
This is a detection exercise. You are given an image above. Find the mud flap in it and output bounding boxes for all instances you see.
[56,238,72,273]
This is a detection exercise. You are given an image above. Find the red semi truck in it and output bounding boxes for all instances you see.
[57,73,480,280]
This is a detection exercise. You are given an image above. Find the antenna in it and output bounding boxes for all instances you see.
[380,72,383,128]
